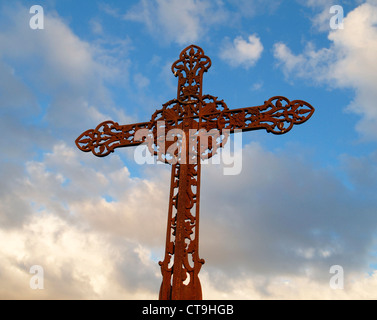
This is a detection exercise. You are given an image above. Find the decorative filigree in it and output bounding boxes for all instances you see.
[146,95,230,164]
[172,45,211,101]
[217,96,315,134]
[75,45,315,300]
[159,163,204,300]
[75,121,150,157]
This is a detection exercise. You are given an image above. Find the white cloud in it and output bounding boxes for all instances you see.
[273,42,334,82]
[297,0,336,31]
[0,3,135,135]
[0,4,164,299]
[124,0,228,45]
[196,141,377,299]
[0,2,138,182]
[121,0,282,45]
[0,141,169,299]
[89,18,104,35]
[202,270,377,299]
[220,34,264,69]
[273,42,307,74]
[0,213,159,299]
[274,2,377,140]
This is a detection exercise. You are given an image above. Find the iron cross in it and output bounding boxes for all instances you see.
[75,45,315,300]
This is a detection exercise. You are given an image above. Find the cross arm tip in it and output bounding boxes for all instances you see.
[264,96,315,134]
[75,120,150,157]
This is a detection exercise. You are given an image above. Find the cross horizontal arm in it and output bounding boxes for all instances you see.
[75,120,151,157]
[202,96,314,135]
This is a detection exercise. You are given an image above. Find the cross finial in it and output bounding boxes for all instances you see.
[172,45,211,100]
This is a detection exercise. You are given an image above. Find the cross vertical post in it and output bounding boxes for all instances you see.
[75,45,315,300]
[159,46,210,300]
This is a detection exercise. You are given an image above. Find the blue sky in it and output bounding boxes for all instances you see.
[1,0,377,299]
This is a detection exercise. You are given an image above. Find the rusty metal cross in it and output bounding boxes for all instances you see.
[75,45,314,300]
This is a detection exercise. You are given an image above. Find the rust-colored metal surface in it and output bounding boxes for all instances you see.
[76,45,315,300]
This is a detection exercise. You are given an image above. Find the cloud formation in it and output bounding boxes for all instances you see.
[2,138,377,299]
[274,1,377,140]
[220,34,264,69]
[124,0,228,45]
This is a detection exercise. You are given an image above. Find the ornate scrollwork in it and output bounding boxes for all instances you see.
[172,45,211,101]
[215,96,315,135]
[75,120,151,157]
[159,163,204,300]
[76,46,314,160]
[259,96,315,134]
